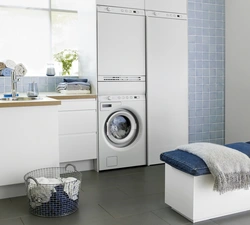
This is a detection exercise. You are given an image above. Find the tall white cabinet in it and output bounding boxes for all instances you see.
[145,0,187,13]
[225,0,250,143]
[146,0,188,165]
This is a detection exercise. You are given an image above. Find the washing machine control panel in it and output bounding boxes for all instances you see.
[100,95,145,101]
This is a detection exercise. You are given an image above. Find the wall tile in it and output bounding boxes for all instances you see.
[188,0,225,144]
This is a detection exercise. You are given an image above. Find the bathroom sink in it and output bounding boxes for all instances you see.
[0,97,42,101]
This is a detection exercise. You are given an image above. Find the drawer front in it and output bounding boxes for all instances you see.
[58,99,96,111]
[59,133,97,162]
[59,110,97,134]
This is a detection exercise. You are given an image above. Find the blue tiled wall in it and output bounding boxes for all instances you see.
[0,76,77,93]
[188,0,225,144]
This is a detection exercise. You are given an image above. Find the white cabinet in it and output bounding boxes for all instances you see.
[97,6,145,78]
[58,99,97,163]
[225,0,250,143]
[0,105,59,186]
[146,6,188,165]
[145,0,187,13]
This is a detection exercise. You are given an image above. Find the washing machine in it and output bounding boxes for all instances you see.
[98,94,146,171]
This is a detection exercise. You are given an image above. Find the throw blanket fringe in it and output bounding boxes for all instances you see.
[177,142,250,194]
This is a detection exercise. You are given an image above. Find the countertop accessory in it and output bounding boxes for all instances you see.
[27,82,39,97]
[24,164,82,217]
[3,93,19,98]
[46,63,55,76]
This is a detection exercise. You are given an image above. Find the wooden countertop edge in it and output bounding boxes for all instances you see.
[0,94,97,107]
[47,94,97,100]
[0,99,61,108]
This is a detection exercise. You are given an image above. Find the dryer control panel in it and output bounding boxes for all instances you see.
[98,6,145,16]
[99,95,145,101]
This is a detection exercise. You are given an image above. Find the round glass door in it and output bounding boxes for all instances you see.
[106,110,138,147]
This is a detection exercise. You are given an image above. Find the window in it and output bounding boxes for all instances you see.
[0,0,79,76]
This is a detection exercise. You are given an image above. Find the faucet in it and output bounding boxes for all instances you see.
[11,70,20,100]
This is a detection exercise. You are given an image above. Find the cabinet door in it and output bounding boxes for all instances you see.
[58,99,97,162]
[58,99,96,111]
[145,0,187,13]
[225,0,250,143]
[146,16,188,165]
[97,9,145,76]
[59,133,97,162]
[59,110,96,135]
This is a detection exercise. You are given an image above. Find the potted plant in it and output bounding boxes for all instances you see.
[54,49,78,76]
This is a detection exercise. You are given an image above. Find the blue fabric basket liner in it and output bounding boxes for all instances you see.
[160,142,250,176]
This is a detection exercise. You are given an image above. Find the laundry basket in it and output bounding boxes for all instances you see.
[24,164,82,217]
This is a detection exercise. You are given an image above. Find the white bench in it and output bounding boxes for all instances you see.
[165,163,250,223]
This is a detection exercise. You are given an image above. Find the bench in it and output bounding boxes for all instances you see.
[160,142,250,223]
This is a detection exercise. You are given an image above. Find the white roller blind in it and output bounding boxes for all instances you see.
[0,1,79,76]
[51,0,78,11]
[0,8,50,76]
[0,0,49,8]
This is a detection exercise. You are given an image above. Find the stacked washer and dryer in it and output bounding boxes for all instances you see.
[96,0,188,171]
[97,2,147,171]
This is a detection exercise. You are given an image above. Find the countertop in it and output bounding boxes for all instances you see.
[0,92,97,108]
[44,92,97,100]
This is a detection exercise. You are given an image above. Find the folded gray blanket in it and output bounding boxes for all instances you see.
[178,142,250,194]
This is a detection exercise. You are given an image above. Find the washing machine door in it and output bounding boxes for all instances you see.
[105,110,138,147]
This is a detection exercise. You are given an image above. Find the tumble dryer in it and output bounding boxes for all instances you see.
[98,95,146,171]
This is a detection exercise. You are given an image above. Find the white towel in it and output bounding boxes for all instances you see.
[62,177,81,200]
[178,142,250,193]
[14,63,27,76]
[4,59,16,69]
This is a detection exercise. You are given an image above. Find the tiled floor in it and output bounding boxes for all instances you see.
[1,165,250,225]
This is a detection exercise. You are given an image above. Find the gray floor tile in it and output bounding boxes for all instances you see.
[195,221,218,225]
[212,211,250,225]
[81,217,122,225]
[3,165,248,225]
[80,187,129,204]
[81,170,100,180]
[81,172,144,190]
[21,204,113,225]
[99,193,167,218]
[81,175,118,189]
[21,215,64,225]
[0,218,23,225]
[152,208,218,225]
[117,211,170,225]
[152,207,191,225]
[0,196,29,219]
[118,180,164,197]
[138,171,165,183]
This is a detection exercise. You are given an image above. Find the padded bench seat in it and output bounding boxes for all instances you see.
[161,142,250,222]
[160,142,250,176]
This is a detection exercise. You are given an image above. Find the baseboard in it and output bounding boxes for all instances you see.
[0,183,26,199]
[60,159,94,171]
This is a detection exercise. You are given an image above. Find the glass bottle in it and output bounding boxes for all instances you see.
[46,63,55,76]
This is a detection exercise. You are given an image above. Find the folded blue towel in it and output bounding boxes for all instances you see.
[1,68,12,76]
[63,78,88,83]
[56,82,91,92]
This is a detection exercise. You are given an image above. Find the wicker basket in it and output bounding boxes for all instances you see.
[24,164,82,217]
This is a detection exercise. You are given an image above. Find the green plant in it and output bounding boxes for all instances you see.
[54,49,78,76]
